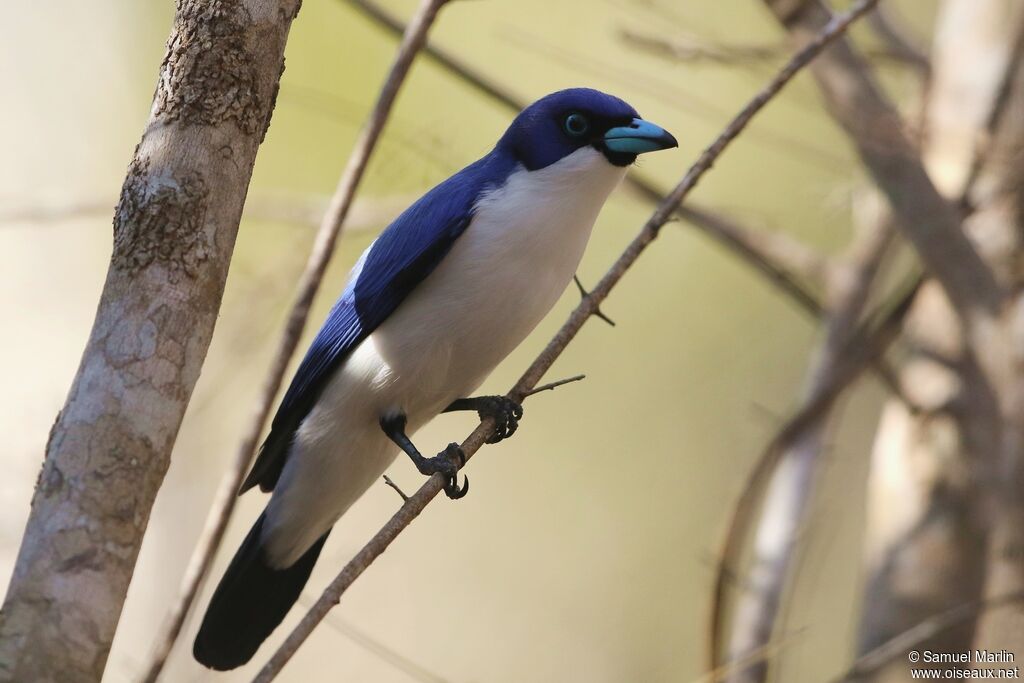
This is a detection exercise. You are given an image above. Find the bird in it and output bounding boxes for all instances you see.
[193,87,677,670]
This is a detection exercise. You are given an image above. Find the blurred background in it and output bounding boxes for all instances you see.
[0,1,936,681]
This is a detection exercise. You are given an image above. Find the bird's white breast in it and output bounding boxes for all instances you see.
[365,146,628,417]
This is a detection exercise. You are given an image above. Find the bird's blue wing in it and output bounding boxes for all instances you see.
[241,154,514,493]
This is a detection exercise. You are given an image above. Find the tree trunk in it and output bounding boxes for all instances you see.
[0,1,300,680]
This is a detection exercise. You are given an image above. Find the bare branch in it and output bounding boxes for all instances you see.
[708,273,921,680]
[716,210,896,682]
[763,0,1003,326]
[381,475,409,502]
[523,374,587,398]
[619,30,782,65]
[253,3,882,677]
[139,1,453,679]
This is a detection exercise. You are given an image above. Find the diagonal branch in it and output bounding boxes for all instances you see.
[139,1,454,679]
[252,2,882,678]
[707,272,921,680]
[763,0,1003,326]
[713,210,897,682]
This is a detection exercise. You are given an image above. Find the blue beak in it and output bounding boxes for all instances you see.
[603,118,678,154]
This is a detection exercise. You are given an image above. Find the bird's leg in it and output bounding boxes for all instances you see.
[379,413,468,499]
[443,396,524,444]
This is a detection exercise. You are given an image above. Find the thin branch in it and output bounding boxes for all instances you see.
[619,30,783,65]
[523,374,587,398]
[574,276,616,326]
[253,3,881,678]
[305,603,451,683]
[382,475,409,502]
[138,1,453,679]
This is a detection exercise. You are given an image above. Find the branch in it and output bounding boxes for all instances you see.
[139,1,453,679]
[254,3,882,678]
[619,30,783,65]
[707,272,920,680]
[0,2,301,680]
[714,210,896,682]
[763,0,1003,326]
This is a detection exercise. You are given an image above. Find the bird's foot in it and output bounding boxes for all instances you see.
[475,396,524,444]
[413,442,469,500]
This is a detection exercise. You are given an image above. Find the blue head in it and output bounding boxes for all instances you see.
[496,88,677,170]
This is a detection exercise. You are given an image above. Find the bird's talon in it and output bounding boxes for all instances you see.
[444,442,466,467]
[477,396,524,444]
[444,475,469,500]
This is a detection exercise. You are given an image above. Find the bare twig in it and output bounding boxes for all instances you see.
[381,475,409,502]
[304,604,450,683]
[139,1,453,679]
[523,374,587,398]
[574,276,616,326]
[619,30,782,65]
[253,3,881,678]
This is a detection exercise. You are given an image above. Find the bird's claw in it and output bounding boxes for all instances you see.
[416,442,469,500]
[476,396,524,444]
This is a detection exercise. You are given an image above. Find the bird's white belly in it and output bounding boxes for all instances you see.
[263,148,625,566]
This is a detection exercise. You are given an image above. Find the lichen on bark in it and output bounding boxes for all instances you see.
[154,0,265,134]
[112,157,211,279]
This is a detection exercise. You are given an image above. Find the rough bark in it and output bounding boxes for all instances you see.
[0,1,300,680]
[853,4,1024,681]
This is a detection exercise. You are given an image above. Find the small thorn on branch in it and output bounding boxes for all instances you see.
[523,374,586,398]
[382,475,409,502]
[574,275,615,326]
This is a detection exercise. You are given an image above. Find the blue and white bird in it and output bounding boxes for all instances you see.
[193,88,676,670]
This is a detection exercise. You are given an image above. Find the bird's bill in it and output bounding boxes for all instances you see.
[602,118,678,154]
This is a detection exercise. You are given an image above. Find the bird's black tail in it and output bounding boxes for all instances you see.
[193,512,329,671]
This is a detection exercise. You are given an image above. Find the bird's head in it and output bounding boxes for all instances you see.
[497,88,677,170]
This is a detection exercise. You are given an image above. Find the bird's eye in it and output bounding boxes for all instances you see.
[563,113,590,138]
